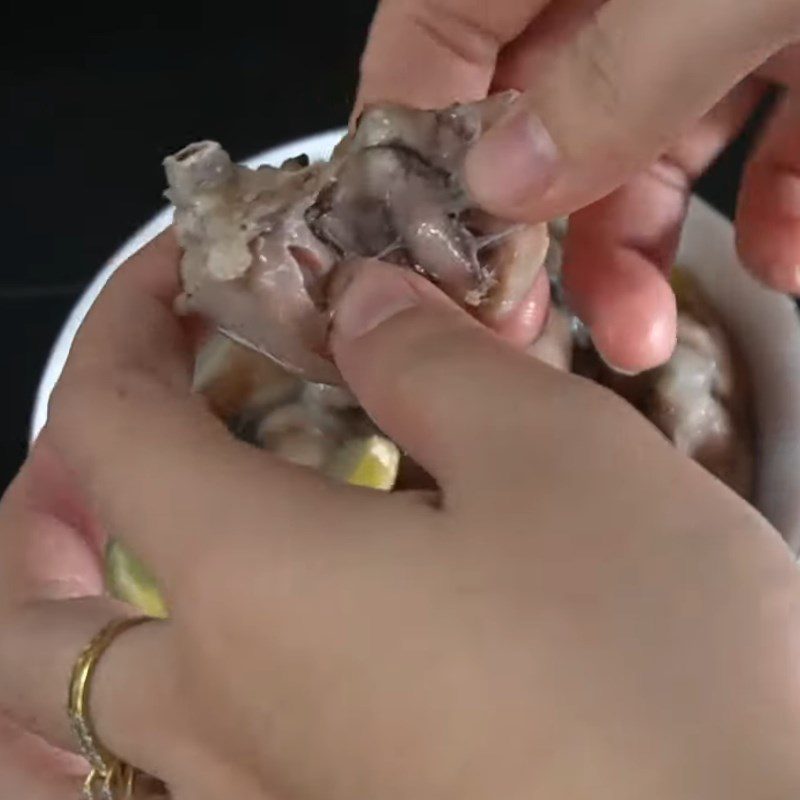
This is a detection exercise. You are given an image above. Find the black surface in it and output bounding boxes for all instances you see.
[0,7,769,489]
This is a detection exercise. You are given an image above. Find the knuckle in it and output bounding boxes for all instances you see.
[546,13,656,172]
[409,0,500,69]
[578,17,624,118]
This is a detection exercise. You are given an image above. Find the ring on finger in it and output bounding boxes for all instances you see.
[68,616,161,800]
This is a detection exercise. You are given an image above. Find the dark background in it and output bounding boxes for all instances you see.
[0,5,769,489]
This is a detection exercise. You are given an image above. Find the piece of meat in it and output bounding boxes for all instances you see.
[165,92,549,385]
[647,288,753,498]
[193,334,381,468]
[573,275,754,499]
[193,334,300,421]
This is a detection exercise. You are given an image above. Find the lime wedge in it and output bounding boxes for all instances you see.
[105,539,168,619]
[324,435,400,490]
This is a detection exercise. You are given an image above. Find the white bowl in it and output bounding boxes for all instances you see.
[30,131,800,551]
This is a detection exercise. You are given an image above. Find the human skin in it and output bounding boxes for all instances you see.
[0,232,798,799]
[357,0,800,372]
[4,2,800,793]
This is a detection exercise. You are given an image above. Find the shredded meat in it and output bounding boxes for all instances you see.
[647,288,753,497]
[165,92,549,385]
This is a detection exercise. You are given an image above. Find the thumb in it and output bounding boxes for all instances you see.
[465,0,800,222]
[329,260,566,485]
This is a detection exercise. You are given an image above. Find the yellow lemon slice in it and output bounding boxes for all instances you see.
[106,435,400,616]
[323,435,401,490]
[105,539,168,619]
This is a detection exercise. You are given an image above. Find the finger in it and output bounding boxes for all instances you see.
[46,232,363,589]
[0,713,84,800]
[355,0,552,113]
[0,428,175,774]
[737,90,800,293]
[0,464,173,765]
[0,439,104,607]
[330,259,573,488]
[55,227,193,395]
[564,236,677,373]
[0,595,175,778]
[490,266,551,348]
[465,0,800,222]
[563,79,765,372]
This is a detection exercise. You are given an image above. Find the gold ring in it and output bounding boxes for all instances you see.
[68,616,155,800]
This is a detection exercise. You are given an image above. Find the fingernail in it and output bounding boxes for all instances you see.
[465,106,559,211]
[332,264,419,340]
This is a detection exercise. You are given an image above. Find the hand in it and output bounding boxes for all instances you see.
[357,0,800,372]
[1,233,799,799]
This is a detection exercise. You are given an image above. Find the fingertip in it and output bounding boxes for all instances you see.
[330,257,548,376]
[736,218,800,295]
[591,291,677,374]
[329,260,456,357]
[735,94,800,296]
[118,225,182,300]
[328,260,468,437]
[737,168,800,295]
[564,243,677,373]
